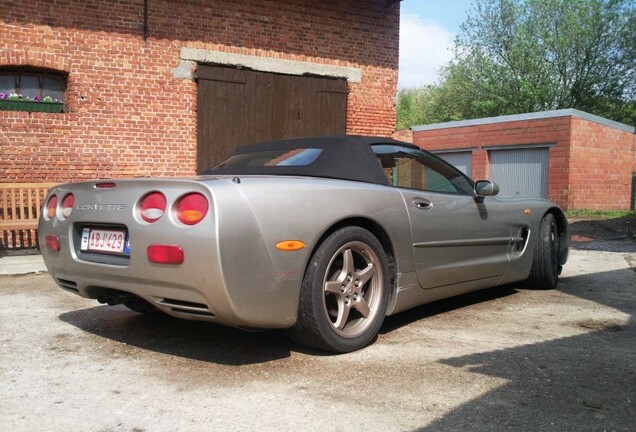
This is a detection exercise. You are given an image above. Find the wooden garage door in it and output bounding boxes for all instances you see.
[197,65,347,173]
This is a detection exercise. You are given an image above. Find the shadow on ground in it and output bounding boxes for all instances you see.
[413,267,636,432]
[59,306,295,365]
[381,285,519,334]
[59,283,524,366]
[56,260,635,429]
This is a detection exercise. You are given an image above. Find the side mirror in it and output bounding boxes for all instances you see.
[474,180,500,201]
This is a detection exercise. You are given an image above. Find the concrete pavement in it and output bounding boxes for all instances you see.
[0,254,47,276]
[2,247,635,431]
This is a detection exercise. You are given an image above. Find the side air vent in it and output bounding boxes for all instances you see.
[157,298,215,317]
[57,278,79,292]
[514,227,530,253]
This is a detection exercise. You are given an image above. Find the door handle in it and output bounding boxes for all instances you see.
[412,198,433,210]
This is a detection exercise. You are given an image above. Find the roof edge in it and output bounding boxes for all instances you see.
[412,109,635,134]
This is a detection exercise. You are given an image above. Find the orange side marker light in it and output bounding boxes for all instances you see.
[276,240,305,251]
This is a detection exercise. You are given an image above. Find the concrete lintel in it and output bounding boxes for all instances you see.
[412,109,635,134]
[180,48,362,83]
[482,142,557,151]
[430,147,478,154]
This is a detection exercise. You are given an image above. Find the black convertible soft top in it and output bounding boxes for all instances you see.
[204,135,419,185]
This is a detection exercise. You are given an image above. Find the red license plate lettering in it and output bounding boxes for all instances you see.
[82,228,126,254]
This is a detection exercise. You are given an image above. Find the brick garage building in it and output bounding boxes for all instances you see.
[413,109,636,211]
[1,0,401,182]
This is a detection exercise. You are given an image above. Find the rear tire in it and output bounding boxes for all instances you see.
[286,226,390,353]
[527,213,560,289]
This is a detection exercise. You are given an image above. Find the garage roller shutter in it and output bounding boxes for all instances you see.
[489,147,549,198]
[434,151,472,178]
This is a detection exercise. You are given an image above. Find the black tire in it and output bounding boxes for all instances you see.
[527,213,560,289]
[123,296,158,314]
[286,226,390,353]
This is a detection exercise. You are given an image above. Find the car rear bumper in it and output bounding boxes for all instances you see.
[41,242,299,329]
[37,179,300,329]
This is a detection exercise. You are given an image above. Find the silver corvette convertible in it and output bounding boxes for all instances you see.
[39,136,569,353]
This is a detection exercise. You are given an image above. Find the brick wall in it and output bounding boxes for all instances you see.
[568,117,635,210]
[413,117,572,198]
[0,0,399,183]
[413,113,636,210]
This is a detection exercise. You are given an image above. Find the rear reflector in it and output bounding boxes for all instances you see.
[147,245,184,264]
[45,235,60,252]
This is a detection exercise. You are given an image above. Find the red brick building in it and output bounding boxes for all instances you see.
[1,0,401,182]
[413,109,636,210]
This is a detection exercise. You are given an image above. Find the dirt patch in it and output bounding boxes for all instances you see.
[570,318,627,332]
[569,215,635,241]
[570,234,593,242]
[569,215,636,253]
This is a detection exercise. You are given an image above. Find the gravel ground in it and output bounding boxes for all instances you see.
[0,237,634,431]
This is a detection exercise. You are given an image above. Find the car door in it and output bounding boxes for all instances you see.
[373,144,512,289]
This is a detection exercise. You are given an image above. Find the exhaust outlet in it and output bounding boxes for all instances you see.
[97,293,134,306]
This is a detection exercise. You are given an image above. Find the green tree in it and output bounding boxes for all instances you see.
[397,0,636,128]
[396,86,439,129]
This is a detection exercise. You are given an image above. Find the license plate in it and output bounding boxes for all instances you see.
[80,228,129,255]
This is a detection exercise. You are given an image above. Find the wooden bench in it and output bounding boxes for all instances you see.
[0,183,57,248]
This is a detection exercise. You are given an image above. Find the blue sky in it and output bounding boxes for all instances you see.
[398,0,473,88]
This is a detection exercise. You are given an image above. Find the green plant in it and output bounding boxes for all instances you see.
[0,92,61,103]
[565,209,636,219]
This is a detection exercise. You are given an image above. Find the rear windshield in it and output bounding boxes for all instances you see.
[213,148,323,170]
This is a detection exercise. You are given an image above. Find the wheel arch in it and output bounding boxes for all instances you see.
[306,217,398,304]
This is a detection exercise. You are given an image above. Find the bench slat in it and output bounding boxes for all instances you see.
[0,182,57,230]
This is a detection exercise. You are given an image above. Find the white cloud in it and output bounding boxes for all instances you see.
[398,13,455,89]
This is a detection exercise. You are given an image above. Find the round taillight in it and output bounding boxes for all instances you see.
[60,194,74,219]
[45,195,58,220]
[176,193,208,225]
[139,192,167,223]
